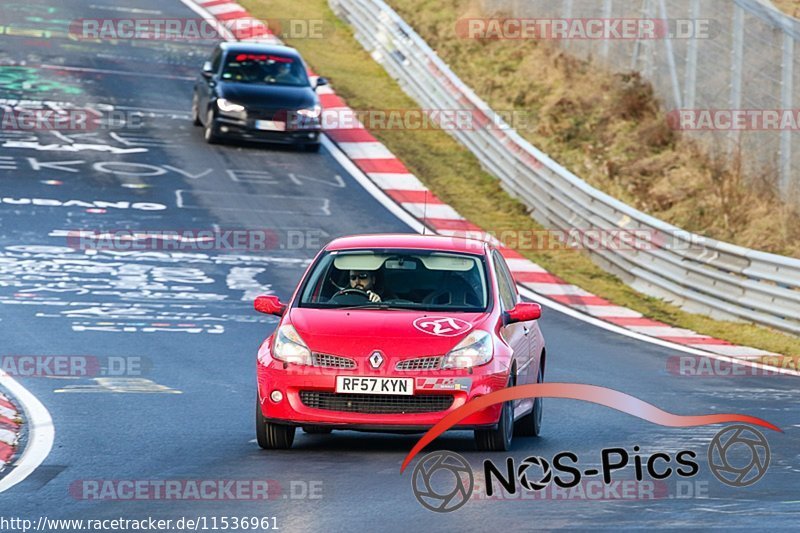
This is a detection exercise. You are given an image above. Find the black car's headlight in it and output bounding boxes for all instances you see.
[296,105,322,118]
[217,98,245,114]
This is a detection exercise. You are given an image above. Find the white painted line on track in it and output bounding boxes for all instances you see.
[0,370,54,493]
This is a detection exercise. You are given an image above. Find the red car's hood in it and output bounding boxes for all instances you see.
[286,307,491,357]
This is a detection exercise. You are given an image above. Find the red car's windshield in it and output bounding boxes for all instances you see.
[299,250,489,311]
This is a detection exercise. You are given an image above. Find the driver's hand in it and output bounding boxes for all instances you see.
[367,290,381,303]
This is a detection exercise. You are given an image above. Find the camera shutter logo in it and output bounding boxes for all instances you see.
[411,451,473,513]
[517,456,553,491]
[708,425,770,487]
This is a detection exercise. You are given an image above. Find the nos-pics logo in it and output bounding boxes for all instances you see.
[411,425,770,513]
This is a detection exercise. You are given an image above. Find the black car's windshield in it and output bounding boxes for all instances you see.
[299,250,489,311]
[221,52,309,87]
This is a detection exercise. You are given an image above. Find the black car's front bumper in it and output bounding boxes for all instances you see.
[214,113,321,145]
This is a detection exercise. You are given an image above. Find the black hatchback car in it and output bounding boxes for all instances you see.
[192,42,327,151]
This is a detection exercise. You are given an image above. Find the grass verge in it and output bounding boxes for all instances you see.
[241,0,800,358]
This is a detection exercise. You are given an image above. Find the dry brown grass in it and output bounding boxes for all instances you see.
[771,0,800,18]
[390,0,800,257]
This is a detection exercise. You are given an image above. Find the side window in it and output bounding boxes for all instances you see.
[492,251,517,310]
[210,47,223,73]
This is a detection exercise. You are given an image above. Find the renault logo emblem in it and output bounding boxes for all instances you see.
[369,351,384,369]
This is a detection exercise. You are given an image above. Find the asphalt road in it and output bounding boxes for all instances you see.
[0,0,798,531]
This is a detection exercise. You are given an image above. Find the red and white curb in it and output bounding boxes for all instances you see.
[186,0,790,370]
[0,392,21,472]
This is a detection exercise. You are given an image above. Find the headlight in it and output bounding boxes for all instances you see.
[217,98,245,113]
[296,105,322,118]
[272,325,312,366]
[442,330,493,369]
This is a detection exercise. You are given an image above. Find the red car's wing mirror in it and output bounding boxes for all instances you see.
[254,295,287,316]
[505,302,542,324]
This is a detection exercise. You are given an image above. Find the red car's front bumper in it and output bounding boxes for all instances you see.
[256,352,510,429]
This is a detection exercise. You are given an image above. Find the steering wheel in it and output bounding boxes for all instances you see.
[335,288,370,298]
[329,288,371,304]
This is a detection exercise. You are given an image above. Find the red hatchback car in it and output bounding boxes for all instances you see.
[255,234,546,450]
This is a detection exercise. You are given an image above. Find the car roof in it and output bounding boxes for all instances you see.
[325,234,489,255]
[219,42,301,58]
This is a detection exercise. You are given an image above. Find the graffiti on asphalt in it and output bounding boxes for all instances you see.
[0,245,308,334]
[0,67,84,95]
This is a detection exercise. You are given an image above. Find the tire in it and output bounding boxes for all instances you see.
[301,143,321,153]
[204,109,221,144]
[514,366,543,437]
[191,93,202,126]
[256,397,295,449]
[475,377,515,451]
[302,426,332,434]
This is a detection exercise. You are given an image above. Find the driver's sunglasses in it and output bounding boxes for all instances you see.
[350,273,370,281]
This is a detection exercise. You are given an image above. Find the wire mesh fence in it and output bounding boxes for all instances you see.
[479,0,800,203]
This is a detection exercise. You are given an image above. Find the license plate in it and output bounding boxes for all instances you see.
[335,376,414,395]
[255,120,285,131]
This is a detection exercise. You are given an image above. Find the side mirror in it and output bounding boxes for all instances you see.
[202,61,214,78]
[505,302,542,324]
[314,76,328,89]
[254,295,286,316]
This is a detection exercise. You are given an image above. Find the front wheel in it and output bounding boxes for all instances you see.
[204,109,221,144]
[475,378,514,451]
[191,93,202,126]
[514,366,543,437]
[256,397,295,449]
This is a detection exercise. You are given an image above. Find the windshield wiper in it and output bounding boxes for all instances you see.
[339,302,419,310]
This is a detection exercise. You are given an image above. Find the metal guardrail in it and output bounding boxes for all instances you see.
[329,0,800,335]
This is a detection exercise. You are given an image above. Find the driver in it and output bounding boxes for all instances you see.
[349,270,382,303]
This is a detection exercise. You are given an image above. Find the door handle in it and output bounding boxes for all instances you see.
[523,326,530,336]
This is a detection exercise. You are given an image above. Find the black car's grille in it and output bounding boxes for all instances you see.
[395,356,443,371]
[312,353,356,369]
[299,391,453,414]
[247,109,285,120]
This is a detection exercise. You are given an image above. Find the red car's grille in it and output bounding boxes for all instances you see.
[395,356,443,371]
[312,353,356,369]
[299,391,453,414]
